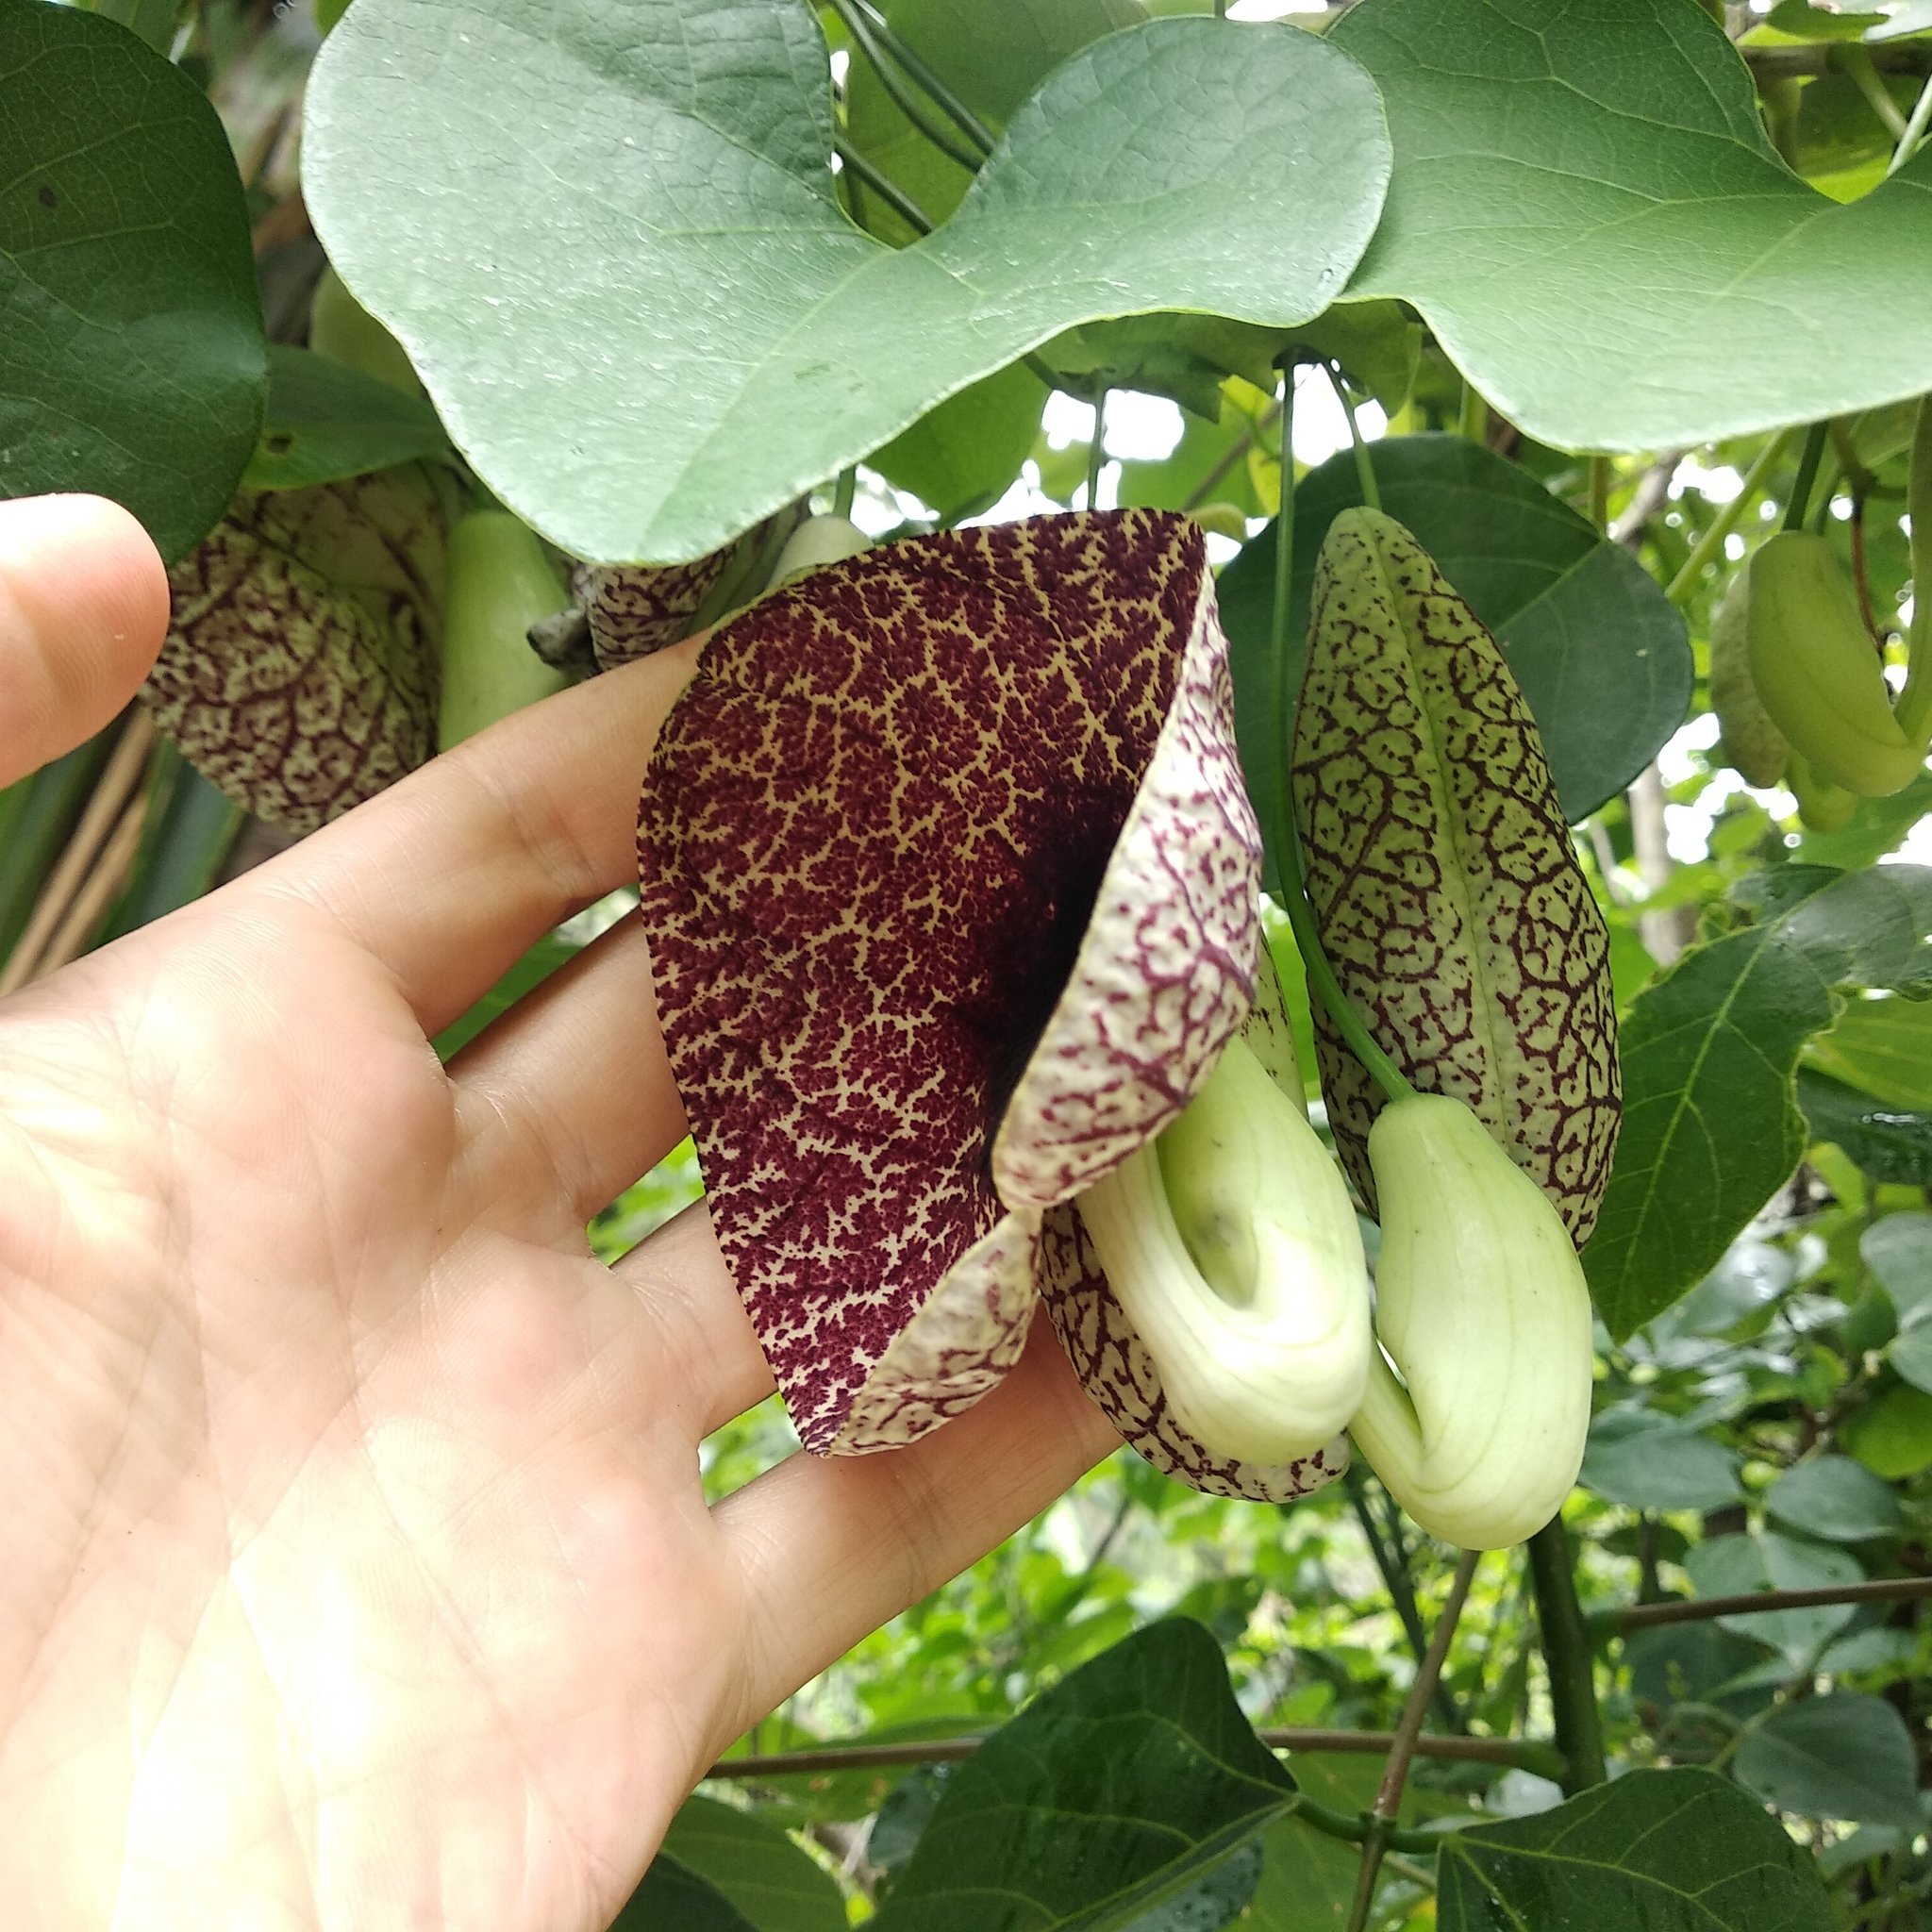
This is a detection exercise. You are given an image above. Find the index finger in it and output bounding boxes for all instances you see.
[236,641,700,1038]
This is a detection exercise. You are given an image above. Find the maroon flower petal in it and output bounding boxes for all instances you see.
[145,470,446,833]
[991,573,1260,1209]
[638,510,1250,1456]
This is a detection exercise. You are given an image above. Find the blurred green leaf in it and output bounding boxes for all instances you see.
[1683,1532,1864,1665]
[1840,1383,1932,1479]
[1581,1409,1744,1513]
[1733,1692,1923,1833]
[1762,1456,1904,1542]
[1808,996,1932,1111]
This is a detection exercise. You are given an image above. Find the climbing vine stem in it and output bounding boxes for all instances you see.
[1343,1548,1482,1932]
[1526,1517,1607,1794]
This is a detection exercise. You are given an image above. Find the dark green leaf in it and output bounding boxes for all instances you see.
[610,1853,761,1930]
[1218,434,1690,891]
[0,0,266,561]
[1119,1840,1261,1932]
[1330,0,1932,453]
[1625,1624,1772,1723]
[658,1794,846,1932]
[870,1619,1296,1932]
[1586,927,1826,1339]
[1762,1456,1904,1542]
[1683,1533,1864,1665]
[1436,1768,1834,1932]
[1588,868,1932,1338]
[243,347,451,493]
[1799,1068,1932,1186]
[1733,1693,1924,1833]
[1579,1409,1743,1513]
[305,0,1390,562]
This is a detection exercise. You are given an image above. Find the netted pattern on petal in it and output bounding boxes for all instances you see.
[639,510,1209,1455]
[1038,1204,1346,1503]
[582,512,798,670]
[832,1210,1041,1453]
[1291,509,1620,1242]
[991,572,1260,1211]
[145,471,444,833]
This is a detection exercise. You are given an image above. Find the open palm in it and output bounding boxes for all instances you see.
[0,498,1116,1932]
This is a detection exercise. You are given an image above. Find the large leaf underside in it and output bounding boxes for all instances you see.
[303,0,1391,563]
[1333,0,1932,451]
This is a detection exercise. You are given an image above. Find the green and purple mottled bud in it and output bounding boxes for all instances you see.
[1291,507,1621,1244]
[145,465,449,833]
[637,510,1344,1502]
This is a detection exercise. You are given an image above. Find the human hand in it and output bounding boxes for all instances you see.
[0,494,1118,1931]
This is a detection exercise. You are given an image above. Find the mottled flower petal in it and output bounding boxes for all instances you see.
[991,577,1260,1210]
[1035,942,1347,1501]
[146,469,447,833]
[582,510,801,671]
[1291,509,1620,1242]
[1038,1199,1346,1502]
[637,510,1259,1457]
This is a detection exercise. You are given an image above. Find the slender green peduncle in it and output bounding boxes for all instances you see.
[1782,419,1829,533]
[1327,361,1381,512]
[1662,428,1791,606]
[1087,389,1108,509]
[1899,395,1932,748]
[1268,358,1415,1108]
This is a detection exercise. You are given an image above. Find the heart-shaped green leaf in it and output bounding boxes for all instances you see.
[1436,1768,1834,1932]
[0,0,266,562]
[1330,0,1932,452]
[303,0,1390,562]
[869,1620,1295,1932]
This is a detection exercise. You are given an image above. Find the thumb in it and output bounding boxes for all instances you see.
[0,494,171,791]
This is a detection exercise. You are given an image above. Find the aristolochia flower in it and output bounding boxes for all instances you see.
[635,509,1367,1501]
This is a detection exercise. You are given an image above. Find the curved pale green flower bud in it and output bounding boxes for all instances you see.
[1349,1092,1593,1552]
[769,514,869,585]
[437,511,571,750]
[1075,1036,1371,1469]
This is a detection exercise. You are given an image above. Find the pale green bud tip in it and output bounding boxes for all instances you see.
[1074,1036,1372,1469]
[769,514,870,586]
[1349,1093,1594,1551]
